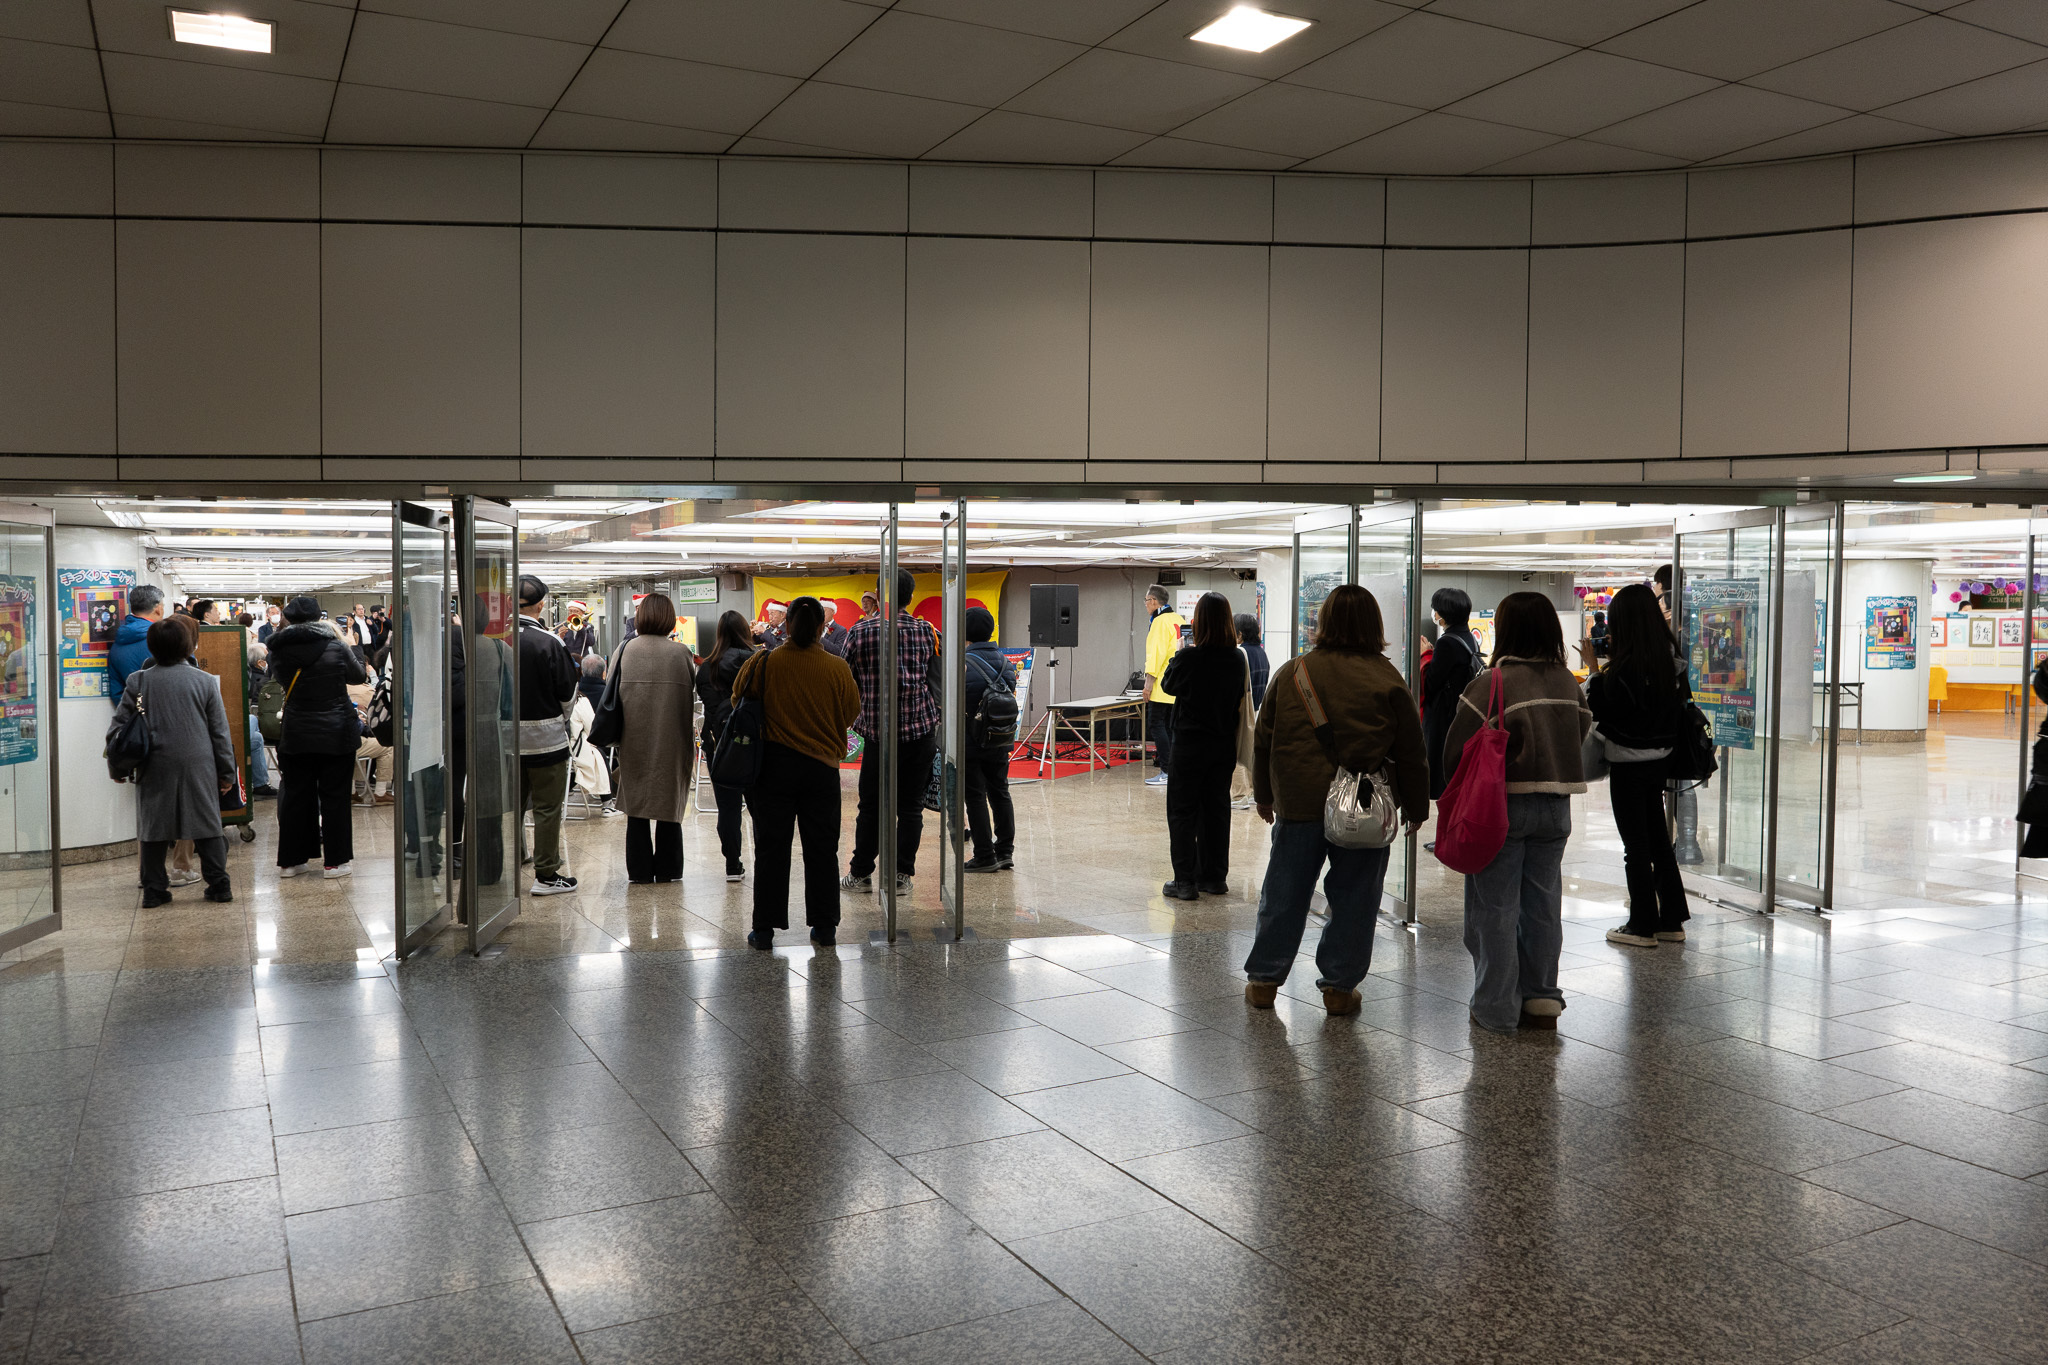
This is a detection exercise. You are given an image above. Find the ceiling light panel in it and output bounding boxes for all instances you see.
[1190,7,1314,53]
[168,9,274,52]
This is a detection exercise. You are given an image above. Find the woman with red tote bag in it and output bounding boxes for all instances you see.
[1439,594,1594,1033]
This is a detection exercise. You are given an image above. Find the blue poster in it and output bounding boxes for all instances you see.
[1864,596,1916,671]
[1686,577,1758,750]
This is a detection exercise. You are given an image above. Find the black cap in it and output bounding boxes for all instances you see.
[518,574,547,607]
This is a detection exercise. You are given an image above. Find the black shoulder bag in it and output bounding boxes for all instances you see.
[587,639,630,749]
[105,672,152,781]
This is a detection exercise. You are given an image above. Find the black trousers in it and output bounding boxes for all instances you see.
[625,817,683,882]
[278,750,355,869]
[1611,759,1690,931]
[750,742,842,931]
[850,729,937,879]
[1166,734,1235,884]
[712,783,746,863]
[964,745,1014,859]
[142,837,227,895]
[1147,701,1176,774]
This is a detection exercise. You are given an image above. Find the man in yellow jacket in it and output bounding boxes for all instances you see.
[1142,584,1185,789]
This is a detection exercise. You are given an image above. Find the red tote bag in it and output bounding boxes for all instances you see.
[1433,668,1510,875]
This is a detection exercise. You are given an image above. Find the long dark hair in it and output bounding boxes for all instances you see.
[1190,592,1237,648]
[704,609,753,669]
[785,596,825,648]
[1603,583,1676,687]
[1490,592,1565,665]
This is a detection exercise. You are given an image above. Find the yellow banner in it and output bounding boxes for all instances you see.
[752,572,1008,642]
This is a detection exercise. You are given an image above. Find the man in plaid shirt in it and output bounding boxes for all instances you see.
[841,568,941,893]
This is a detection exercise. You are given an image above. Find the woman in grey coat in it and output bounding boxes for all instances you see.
[609,593,697,883]
[112,619,238,908]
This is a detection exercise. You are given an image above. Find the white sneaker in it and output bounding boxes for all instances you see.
[166,869,202,886]
[1522,997,1564,1018]
[278,863,309,879]
[1230,796,1254,810]
[323,863,352,879]
[530,875,578,896]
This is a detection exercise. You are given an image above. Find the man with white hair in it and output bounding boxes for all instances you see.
[753,601,788,650]
[820,599,850,656]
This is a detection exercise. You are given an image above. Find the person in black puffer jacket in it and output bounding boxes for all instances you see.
[267,596,367,878]
[1158,593,1249,900]
[694,610,758,880]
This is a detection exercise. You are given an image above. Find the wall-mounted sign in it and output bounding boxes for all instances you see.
[58,566,133,699]
[1864,596,1916,671]
[674,577,718,605]
[1687,577,1758,750]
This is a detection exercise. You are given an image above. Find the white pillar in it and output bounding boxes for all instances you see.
[1840,558,1932,735]
[55,526,145,852]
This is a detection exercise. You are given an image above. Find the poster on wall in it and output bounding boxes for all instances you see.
[1864,596,1917,670]
[1815,599,1828,671]
[752,572,1008,642]
[1971,615,1996,647]
[2001,615,2025,647]
[57,566,133,699]
[1254,581,1266,636]
[1000,647,1035,712]
[1930,617,1948,648]
[0,575,38,767]
[1174,589,1201,621]
[2033,617,2048,647]
[1686,577,1759,750]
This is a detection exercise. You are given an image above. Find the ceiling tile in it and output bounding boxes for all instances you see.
[1170,82,1420,158]
[340,13,590,109]
[1444,49,1720,136]
[90,0,357,81]
[360,0,628,44]
[1589,83,1849,160]
[557,48,799,134]
[0,0,95,47]
[112,110,318,140]
[1876,58,2048,133]
[100,51,335,136]
[1422,0,1695,47]
[1107,137,1298,169]
[1003,48,1262,134]
[1946,0,2048,44]
[893,0,1160,45]
[1479,138,1688,174]
[1284,12,1574,108]
[748,81,985,158]
[1296,111,1556,174]
[0,97,110,136]
[602,0,881,78]
[1747,15,2047,109]
[1701,112,1946,163]
[815,11,1083,106]
[1098,0,1411,81]
[1598,0,1923,81]
[324,84,550,146]
[528,110,734,152]
[921,109,1150,163]
[0,35,106,111]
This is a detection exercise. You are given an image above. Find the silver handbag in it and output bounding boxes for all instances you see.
[1292,661,1399,850]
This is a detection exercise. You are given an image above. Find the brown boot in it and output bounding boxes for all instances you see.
[1320,986,1362,1016]
[1244,981,1278,1008]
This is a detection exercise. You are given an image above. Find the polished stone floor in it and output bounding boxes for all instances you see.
[3,726,2047,1363]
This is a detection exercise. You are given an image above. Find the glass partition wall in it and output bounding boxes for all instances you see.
[0,504,58,957]
[457,496,522,953]
[393,501,453,958]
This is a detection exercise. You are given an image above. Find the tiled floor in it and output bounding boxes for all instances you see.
[3,721,2048,1362]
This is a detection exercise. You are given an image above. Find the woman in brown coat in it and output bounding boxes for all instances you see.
[608,593,697,883]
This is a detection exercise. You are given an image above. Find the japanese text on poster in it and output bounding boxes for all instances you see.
[1687,577,1758,750]
[0,575,38,766]
[57,566,133,699]
[1864,596,1917,671]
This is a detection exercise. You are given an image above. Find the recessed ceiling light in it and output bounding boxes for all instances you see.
[1190,6,1312,53]
[168,9,273,53]
[1893,473,1978,484]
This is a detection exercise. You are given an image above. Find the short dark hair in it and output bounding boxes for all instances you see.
[892,568,915,610]
[634,592,676,637]
[518,575,547,607]
[1146,584,1171,607]
[188,599,216,623]
[786,596,825,648]
[1653,564,1672,593]
[1234,613,1261,646]
[145,618,189,665]
[283,595,320,624]
[1490,592,1566,665]
[236,611,254,628]
[1191,593,1237,648]
[1431,586,1472,630]
[965,606,995,643]
[128,584,163,614]
[1314,585,1386,653]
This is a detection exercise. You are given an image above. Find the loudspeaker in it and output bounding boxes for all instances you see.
[1028,583,1079,648]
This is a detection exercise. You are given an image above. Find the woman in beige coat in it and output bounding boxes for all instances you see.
[609,593,697,883]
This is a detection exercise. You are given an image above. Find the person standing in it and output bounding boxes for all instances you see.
[1141,585,1186,789]
[1242,585,1428,1015]
[753,602,788,650]
[558,602,595,661]
[608,592,696,884]
[819,600,850,657]
[246,642,275,798]
[1235,614,1270,710]
[269,595,368,879]
[1442,592,1593,1034]
[696,610,758,882]
[257,603,282,644]
[515,576,580,896]
[1420,588,1482,802]
[962,607,1017,873]
[108,584,165,695]
[111,620,239,908]
[1158,593,1248,901]
[841,568,940,896]
[1588,583,1693,947]
[733,597,860,948]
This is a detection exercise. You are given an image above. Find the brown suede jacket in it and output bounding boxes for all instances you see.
[1442,657,1594,796]
[1253,649,1430,825]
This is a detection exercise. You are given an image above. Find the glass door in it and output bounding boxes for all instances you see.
[1777,503,1843,908]
[1358,502,1422,920]
[1674,508,1780,911]
[394,502,453,958]
[1290,505,1355,661]
[939,499,966,941]
[2020,517,2048,878]
[456,496,520,953]
[877,503,901,942]
[0,504,57,957]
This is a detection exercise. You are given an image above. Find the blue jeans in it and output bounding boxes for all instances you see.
[246,713,269,787]
[1242,818,1390,992]
[1462,793,1571,1032]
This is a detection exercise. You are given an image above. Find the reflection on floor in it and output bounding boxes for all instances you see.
[2,735,2046,1363]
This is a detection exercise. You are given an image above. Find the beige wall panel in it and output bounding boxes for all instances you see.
[322,149,520,222]
[1532,174,1684,244]
[718,160,906,232]
[716,233,905,461]
[1093,170,1272,242]
[0,143,109,214]
[522,228,714,458]
[902,460,1085,482]
[1273,176,1384,245]
[116,144,318,218]
[522,154,717,227]
[1849,215,2048,451]
[906,237,1089,463]
[908,165,1092,237]
[117,220,320,455]
[1387,179,1529,246]
[1381,249,1527,463]
[1687,159,1851,237]
[1268,246,1381,463]
[1089,241,1268,463]
[1857,138,2048,222]
[520,458,715,482]
[0,219,114,454]
[1527,244,1682,464]
[1682,232,1851,459]
[322,224,521,456]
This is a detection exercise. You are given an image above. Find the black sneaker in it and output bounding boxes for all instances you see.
[747,928,775,950]
[964,854,999,873]
[1197,880,1229,896]
[531,874,579,896]
[810,926,837,945]
[141,890,172,909]
[250,784,278,799]
[725,860,744,883]
[1161,881,1199,901]
[995,853,1014,870]
[204,885,233,903]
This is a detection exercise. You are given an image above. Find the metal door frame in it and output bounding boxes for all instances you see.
[456,495,520,954]
[1357,500,1422,924]
[878,503,900,941]
[392,500,453,959]
[1778,501,1843,911]
[1290,503,1357,662]
[0,502,60,956]
[939,499,966,940]
[2020,513,2048,878]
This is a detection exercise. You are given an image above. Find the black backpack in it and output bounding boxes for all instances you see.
[967,652,1019,750]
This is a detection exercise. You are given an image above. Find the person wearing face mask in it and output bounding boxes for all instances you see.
[257,603,283,644]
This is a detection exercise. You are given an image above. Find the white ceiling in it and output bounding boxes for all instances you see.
[3,0,2045,174]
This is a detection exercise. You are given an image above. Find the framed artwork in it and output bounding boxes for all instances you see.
[1930,617,1947,648]
[2000,615,2025,647]
[1971,616,1996,647]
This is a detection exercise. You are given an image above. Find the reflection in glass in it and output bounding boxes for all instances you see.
[397,509,450,950]
[1679,520,1777,896]
[1777,512,1838,901]
[1295,526,1348,658]
[462,509,520,949]
[0,524,52,940]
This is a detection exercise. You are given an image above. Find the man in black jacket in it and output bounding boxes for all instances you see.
[516,575,580,895]
[962,608,1017,872]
